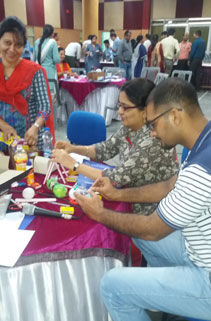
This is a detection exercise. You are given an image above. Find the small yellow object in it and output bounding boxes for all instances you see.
[98,195,102,200]
[0,131,20,145]
[60,206,75,215]
[66,175,77,183]
[68,169,78,176]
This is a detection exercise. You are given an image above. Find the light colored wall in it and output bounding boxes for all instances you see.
[151,0,177,19]
[104,2,123,31]
[74,0,82,30]
[202,0,211,17]
[34,27,80,48]
[44,0,61,28]
[4,0,27,24]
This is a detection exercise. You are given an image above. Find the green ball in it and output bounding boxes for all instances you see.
[53,184,67,198]
[46,179,57,190]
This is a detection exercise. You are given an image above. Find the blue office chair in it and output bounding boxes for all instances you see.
[67,111,106,145]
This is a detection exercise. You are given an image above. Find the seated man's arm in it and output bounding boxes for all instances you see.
[92,173,177,203]
[75,191,174,241]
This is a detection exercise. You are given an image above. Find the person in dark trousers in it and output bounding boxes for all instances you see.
[189,30,205,91]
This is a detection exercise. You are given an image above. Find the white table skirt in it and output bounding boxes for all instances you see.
[59,86,121,126]
[0,256,125,321]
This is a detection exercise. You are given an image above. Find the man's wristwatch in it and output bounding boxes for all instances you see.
[73,161,80,172]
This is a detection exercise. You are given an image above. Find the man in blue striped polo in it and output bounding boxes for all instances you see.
[75,78,211,321]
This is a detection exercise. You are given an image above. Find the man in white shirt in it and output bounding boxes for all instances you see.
[143,33,151,52]
[65,42,82,67]
[161,28,180,74]
[75,78,211,321]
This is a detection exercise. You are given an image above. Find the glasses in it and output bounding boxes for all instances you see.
[117,102,139,112]
[146,108,182,131]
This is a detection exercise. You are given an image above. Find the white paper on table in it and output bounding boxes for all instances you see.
[0,227,34,267]
[69,153,89,163]
[0,211,25,230]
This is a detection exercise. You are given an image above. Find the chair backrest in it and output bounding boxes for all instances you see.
[67,111,106,145]
[154,72,169,85]
[71,68,86,75]
[141,67,160,82]
[48,79,62,106]
[171,70,192,83]
[102,67,126,78]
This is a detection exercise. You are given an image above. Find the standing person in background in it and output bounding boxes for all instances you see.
[148,34,164,72]
[111,33,120,67]
[132,35,142,78]
[134,35,147,78]
[143,33,151,53]
[161,28,180,75]
[103,40,113,62]
[65,42,82,67]
[82,34,92,57]
[109,28,115,48]
[160,31,168,40]
[85,35,102,73]
[33,24,60,91]
[118,30,133,80]
[177,33,192,70]
[189,30,205,91]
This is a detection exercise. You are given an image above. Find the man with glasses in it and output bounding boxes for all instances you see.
[75,78,211,321]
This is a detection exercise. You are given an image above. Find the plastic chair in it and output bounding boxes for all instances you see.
[67,111,106,145]
[104,105,118,126]
[102,67,126,78]
[70,68,86,75]
[171,70,192,83]
[141,67,160,82]
[154,72,169,85]
[48,79,68,124]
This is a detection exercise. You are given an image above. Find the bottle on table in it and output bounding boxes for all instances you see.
[27,160,35,185]
[28,145,39,166]
[42,127,53,158]
[13,144,28,171]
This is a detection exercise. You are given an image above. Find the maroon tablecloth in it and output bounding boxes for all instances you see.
[12,174,131,265]
[60,78,126,105]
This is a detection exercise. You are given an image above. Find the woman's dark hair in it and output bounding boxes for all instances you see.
[0,16,26,46]
[151,34,159,51]
[37,24,54,65]
[121,78,155,111]
[134,35,143,49]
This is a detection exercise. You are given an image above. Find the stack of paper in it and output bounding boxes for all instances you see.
[0,212,34,267]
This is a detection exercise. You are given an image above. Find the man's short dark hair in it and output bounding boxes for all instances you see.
[194,30,202,37]
[161,31,168,36]
[124,30,131,37]
[147,78,201,115]
[145,33,151,40]
[104,40,109,45]
[168,28,175,36]
[111,33,117,38]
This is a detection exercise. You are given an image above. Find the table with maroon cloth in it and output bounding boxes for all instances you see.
[59,77,125,126]
[0,173,131,321]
